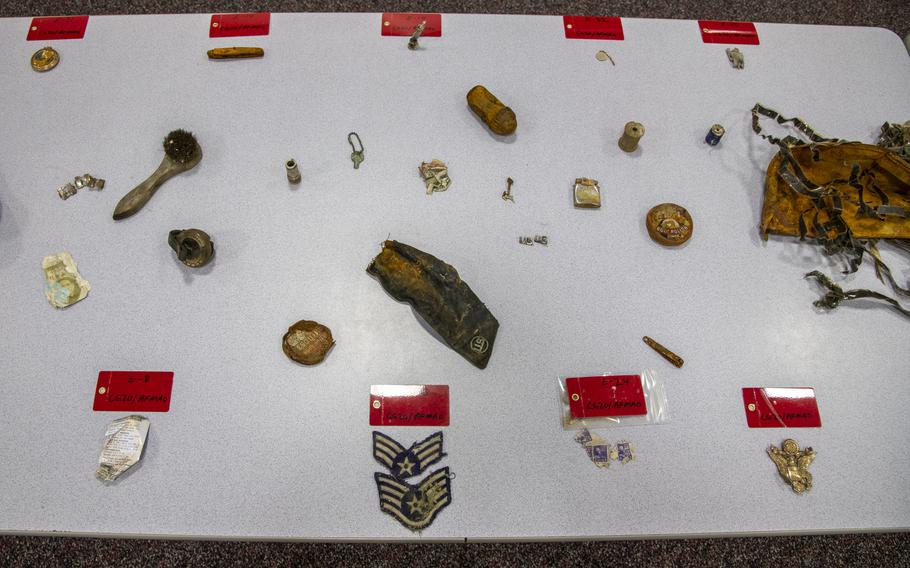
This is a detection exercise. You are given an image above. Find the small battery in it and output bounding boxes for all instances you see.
[705,124,725,146]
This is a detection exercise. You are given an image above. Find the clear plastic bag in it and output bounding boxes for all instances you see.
[559,370,669,429]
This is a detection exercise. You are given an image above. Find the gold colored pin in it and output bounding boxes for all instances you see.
[768,439,816,494]
[207,47,265,59]
[642,336,684,368]
[31,46,59,72]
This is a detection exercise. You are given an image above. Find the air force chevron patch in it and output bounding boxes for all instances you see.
[374,467,452,532]
[372,431,445,479]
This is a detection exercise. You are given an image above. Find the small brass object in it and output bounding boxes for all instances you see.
[467,85,517,136]
[646,203,692,246]
[31,46,59,72]
[207,47,265,59]
[282,320,335,365]
[768,439,816,494]
[57,183,77,200]
[113,129,202,220]
[285,159,301,184]
[642,336,684,368]
[618,121,644,152]
[168,228,215,268]
[573,178,601,208]
[408,20,426,50]
[502,177,514,202]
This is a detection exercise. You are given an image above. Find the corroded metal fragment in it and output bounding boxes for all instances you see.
[168,228,214,268]
[367,240,499,369]
[282,320,335,365]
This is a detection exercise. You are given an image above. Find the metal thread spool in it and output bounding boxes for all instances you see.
[285,159,301,184]
[618,121,644,152]
[705,124,725,146]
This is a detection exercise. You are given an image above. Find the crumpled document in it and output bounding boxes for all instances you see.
[96,415,150,481]
[419,160,451,195]
[42,252,90,308]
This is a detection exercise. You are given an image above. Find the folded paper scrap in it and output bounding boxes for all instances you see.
[96,415,150,481]
[42,252,90,308]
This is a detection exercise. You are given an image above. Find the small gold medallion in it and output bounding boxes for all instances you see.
[31,46,59,72]
[768,439,816,493]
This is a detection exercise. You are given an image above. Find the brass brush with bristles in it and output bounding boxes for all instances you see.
[113,129,202,220]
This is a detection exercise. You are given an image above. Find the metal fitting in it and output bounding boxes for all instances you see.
[618,121,644,152]
[285,159,301,184]
[57,183,77,200]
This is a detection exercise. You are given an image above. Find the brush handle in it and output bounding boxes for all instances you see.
[113,158,182,220]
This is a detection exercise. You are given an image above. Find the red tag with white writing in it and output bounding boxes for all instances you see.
[566,375,647,418]
[563,16,624,41]
[370,385,449,426]
[93,371,173,412]
[209,13,270,38]
[27,16,89,41]
[698,20,759,45]
[742,387,821,428]
[381,13,442,37]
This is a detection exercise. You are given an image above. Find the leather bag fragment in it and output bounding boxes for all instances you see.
[761,142,910,240]
[367,240,499,369]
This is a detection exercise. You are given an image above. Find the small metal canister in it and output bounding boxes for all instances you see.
[285,159,301,184]
[618,121,644,152]
[705,124,725,146]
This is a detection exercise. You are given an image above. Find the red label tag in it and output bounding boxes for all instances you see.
[742,387,821,428]
[93,371,173,412]
[27,16,89,41]
[370,385,449,426]
[381,13,442,37]
[566,375,647,418]
[209,13,270,38]
[698,20,759,45]
[563,16,624,41]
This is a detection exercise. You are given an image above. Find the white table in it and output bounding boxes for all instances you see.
[0,13,908,540]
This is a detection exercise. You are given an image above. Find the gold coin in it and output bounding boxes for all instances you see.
[646,203,693,246]
[31,46,59,72]
[282,320,335,365]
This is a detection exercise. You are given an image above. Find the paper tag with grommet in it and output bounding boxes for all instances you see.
[209,13,270,38]
[381,13,442,37]
[742,387,821,428]
[93,371,173,412]
[370,385,449,426]
[563,16,624,40]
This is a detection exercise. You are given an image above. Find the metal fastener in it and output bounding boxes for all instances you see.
[408,20,427,50]
[285,159,301,184]
[502,177,514,202]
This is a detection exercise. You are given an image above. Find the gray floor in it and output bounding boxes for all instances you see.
[2,1,909,565]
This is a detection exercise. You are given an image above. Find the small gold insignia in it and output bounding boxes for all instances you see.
[768,439,816,493]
